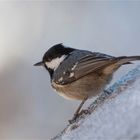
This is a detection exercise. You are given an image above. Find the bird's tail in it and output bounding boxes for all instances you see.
[102,56,140,75]
[117,56,140,65]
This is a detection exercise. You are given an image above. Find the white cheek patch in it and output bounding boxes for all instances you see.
[45,55,66,70]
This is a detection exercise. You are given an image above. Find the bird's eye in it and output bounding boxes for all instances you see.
[47,58,52,62]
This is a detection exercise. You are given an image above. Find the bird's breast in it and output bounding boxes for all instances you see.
[51,72,112,101]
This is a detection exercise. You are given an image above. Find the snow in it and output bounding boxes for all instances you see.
[53,65,140,140]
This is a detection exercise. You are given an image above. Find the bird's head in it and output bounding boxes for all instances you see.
[34,43,75,77]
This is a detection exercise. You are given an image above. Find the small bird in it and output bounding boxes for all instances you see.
[34,43,140,123]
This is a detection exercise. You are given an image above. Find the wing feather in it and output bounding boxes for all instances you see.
[57,54,116,85]
[74,57,115,79]
[54,52,137,85]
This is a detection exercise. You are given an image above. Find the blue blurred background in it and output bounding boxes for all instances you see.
[0,1,140,139]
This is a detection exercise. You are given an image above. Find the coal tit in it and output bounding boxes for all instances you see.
[34,43,140,123]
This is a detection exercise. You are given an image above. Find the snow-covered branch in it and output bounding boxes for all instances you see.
[52,65,140,140]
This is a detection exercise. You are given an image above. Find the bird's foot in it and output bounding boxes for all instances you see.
[69,110,81,124]
[68,109,91,124]
[79,109,91,116]
[68,114,78,124]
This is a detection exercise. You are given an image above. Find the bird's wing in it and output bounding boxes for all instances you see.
[74,56,114,78]
[55,53,117,85]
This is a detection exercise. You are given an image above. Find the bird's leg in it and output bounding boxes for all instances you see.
[69,97,88,124]
[74,98,87,117]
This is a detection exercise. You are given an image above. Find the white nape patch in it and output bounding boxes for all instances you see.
[45,55,66,70]
[69,72,74,77]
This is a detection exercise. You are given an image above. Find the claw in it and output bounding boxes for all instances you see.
[79,109,91,116]
[68,109,91,124]
[68,114,78,124]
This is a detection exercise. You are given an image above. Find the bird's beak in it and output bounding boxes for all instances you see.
[34,61,44,66]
